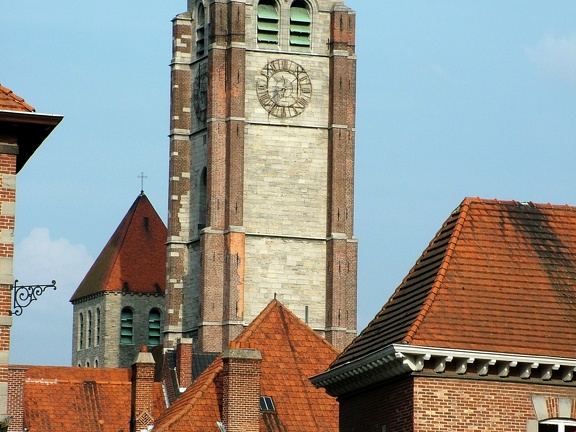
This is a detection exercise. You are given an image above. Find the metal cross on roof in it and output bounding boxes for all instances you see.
[138,172,147,194]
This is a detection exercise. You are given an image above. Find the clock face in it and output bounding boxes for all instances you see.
[256,59,312,118]
[193,63,208,122]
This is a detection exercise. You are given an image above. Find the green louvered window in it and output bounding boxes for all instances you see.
[257,0,279,45]
[290,0,311,48]
[120,307,133,345]
[196,4,206,58]
[148,308,162,346]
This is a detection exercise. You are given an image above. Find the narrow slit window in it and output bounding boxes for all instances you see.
[148,308,162,346]
[96,308,101,346]
[120,307,133,345]
[79,313,84,350]
[196,4,206,57]
[87,310,93,347]
[290,0,311,48]
[257,0,279,45]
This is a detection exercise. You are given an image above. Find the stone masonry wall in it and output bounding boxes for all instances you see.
[72,292,164,368]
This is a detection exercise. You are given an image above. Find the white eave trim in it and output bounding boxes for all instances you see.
[311,344,576,397]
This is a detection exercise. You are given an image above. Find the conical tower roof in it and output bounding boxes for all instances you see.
[70,193,167,302]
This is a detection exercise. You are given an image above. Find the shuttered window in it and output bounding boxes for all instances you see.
[120,308,133,345]
[196,4,206,57]
[290,1,311,47]
[257,0,279,44]
[148,308,162,346]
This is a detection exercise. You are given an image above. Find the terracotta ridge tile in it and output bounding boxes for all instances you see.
[404,197,471,344]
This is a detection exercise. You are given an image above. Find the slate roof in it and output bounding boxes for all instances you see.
[0,84,35,112]
[70,193,167,302]
[153,300,339,432]
[20,366,165,431]
[333,197,576,368]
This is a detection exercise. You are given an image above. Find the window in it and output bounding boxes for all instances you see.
[198,167,207,230]
[79,313,84,350]
[290,0,311,48]
[120,308,133,344]
[96,308,101,346]
[148,308,162,346]
[94,359,99,368]
[257,0,279,45]
[540,419,576,432]
[260,396,276,411]
[87,310,93,347]
[196,4,206,57]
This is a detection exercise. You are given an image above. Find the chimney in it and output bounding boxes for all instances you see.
[175,338,193,390]
[221,343,262,432]
[131,346,156,432]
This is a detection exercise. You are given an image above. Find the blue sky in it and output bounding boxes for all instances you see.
[2,1,576,365]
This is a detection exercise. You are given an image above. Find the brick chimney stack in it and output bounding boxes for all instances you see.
[222,343,262,432]
[131,346,155,432]
[175,338,193,390]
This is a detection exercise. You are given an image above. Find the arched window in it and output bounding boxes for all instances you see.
[120,308,133,345]
[86,360,90,367]
[87,310,93,347]
[96,308,101,346]
[148,308,162,346]
[196,4,206,57]
[198,167,207,230]
[290,0,311,48]
[94,359,99,368]
[79,313,84,350]
[539,419,576,432]
[257,0,279,45]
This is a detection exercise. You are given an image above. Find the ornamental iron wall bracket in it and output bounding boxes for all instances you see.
[10,280,57,316]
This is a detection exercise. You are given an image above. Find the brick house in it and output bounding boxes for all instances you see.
[0,84,62,430]
[313,198,576,432]
[70,192,167,368]
[153,299,339,432]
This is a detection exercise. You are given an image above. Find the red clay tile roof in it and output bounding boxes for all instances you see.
[21,366,165,432]
[70,193,167,301]
[334,197,576,368]
[153,300,340,432]
[0,84,35,112]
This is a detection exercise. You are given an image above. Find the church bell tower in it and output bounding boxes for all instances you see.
[166,0,357,353]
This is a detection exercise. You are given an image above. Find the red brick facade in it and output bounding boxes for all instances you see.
[131,348,156,432]
[339,375,576,432]
[222,346,262,432]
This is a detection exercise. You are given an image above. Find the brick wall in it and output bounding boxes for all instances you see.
[339,375,576,432]
[339,376,414,432]
[222,346,262,432]
[0,152,16,423]
[7,366,27,432]
[131,347,156,432]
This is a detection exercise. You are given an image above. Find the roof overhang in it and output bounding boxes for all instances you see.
[311,344,576,397]
[0,110,63,172]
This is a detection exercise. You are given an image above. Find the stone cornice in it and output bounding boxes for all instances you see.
[310,344,576,397]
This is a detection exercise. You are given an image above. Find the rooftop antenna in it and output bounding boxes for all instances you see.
[138,172,147,195]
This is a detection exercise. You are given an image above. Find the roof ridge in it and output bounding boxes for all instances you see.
[404,198,472,344]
